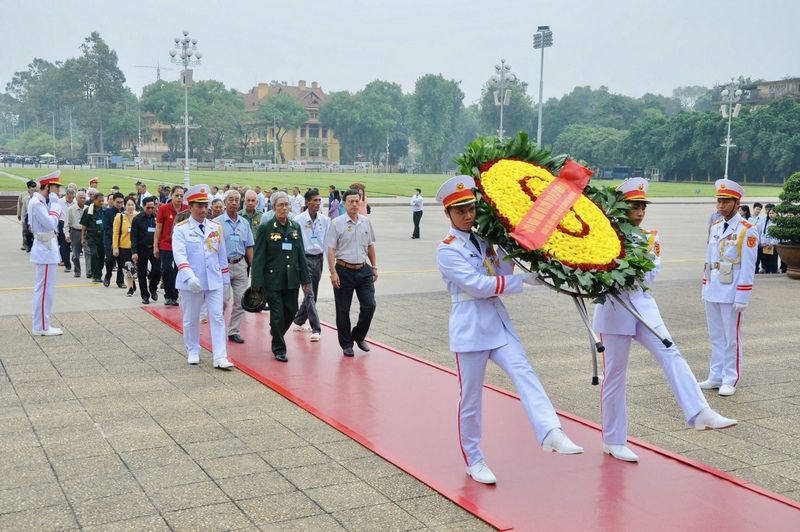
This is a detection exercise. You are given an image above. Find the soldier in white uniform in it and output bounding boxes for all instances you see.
[29,171,65,336]
[172,184,234,370]
[700,179,758,396]
[593,178,736,462]
[436,175,583,485]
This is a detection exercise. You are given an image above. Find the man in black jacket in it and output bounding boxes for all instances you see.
[131,196,162,304]
[102,192,125,288]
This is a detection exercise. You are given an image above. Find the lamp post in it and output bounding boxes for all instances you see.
[491,59,516,141]
[169,30,202,189]
[719,79,743,179]
[533,25,553,147]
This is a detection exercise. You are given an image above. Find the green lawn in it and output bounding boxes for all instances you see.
[0,167,783,198]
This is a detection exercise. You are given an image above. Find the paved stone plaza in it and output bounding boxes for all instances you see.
[1,197,799,530]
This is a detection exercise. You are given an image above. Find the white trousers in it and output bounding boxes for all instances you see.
[600,324,708,445]
[180,288,227,361]
[32,263,56,331]
[704,301,744,386]
[455,328,560,467]
[223,260,248,335]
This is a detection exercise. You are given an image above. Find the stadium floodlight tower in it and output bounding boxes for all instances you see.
[533,25,553,147]
[169,30,203,189]
[719,79,743,179]
[491,59,517,141]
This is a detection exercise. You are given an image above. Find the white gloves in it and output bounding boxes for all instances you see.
[522,272,541,286]
[188,276,203,293]
[733,302,748,313]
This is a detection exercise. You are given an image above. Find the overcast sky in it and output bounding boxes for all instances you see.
[2,0,797,104]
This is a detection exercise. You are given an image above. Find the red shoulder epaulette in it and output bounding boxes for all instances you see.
[711,219,724,226]
[442,235,456,244]
[740,220,753,229]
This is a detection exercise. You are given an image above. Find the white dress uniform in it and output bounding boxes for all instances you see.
[172,185,231,365]
[593,180,709,446]
[701,179,758,390]
[436,176,563,470]
[29,172,64,335]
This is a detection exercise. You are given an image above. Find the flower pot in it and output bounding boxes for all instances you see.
[777,243,800,280]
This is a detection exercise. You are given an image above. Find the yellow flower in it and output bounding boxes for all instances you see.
[479,159,622,270]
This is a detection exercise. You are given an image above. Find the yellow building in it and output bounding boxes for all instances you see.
[240,80,341,164]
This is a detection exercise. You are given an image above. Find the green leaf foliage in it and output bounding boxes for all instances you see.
[455,131,654,300]
[769,171,800,244]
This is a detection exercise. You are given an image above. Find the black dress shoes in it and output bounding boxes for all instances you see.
[228,334,244,344]
[343,347,355,357]
[151,292,158,301]
[355,340,370,352]
[141,297,150,305]
[274,353,288,362]
[103,279,110,287]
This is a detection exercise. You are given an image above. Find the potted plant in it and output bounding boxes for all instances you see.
[769,171,800,279]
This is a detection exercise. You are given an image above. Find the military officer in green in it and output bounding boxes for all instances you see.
[80,192,106,283]
[239,190,263,234]
[251,191,311,362]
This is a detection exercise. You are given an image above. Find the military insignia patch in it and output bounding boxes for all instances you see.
[291,231,299,239]
[654,241,661,257]
[747,235,757,248]
[270,232,282,241]
[442,235,456,244]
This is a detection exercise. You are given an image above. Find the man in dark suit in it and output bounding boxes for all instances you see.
[130,196,162,304]
[250,191,311,362]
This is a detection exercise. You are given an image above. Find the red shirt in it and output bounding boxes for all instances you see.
[156,202,187,251]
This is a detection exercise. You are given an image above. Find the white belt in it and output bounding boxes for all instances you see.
[451,293,495,303]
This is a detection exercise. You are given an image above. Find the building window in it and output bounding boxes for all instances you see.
[300,127,305,138]
[321,127,328,138]
[322,146,328,158]
[300,143,306,157]
[308,125,320,138]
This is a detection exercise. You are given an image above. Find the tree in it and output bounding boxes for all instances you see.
[140,80,183,161]
[256,93,308,163]
[409,74,464,172]
[552,124,626,168]
[672,86,709,111]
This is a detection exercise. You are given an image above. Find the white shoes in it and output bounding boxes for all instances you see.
[603,444,639,462]
[213,358,234,370]
[187,353,200,365]
[693,407,737,430]
[718,384,736,396]
[32,327,63,336]
[309,332,320,342]
[294,323,312,333]
[698,379,722,390]
[542,429,584,454]
[466,460,497,484]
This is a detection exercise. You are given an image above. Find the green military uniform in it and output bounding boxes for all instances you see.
[239,208,263,235]
[251,216,311,360]
[80,204,105,281]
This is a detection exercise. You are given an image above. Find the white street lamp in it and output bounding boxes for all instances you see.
[533,25,553,147]
[491,59,516,141]
[169,30,202,189]
[719,78,743,179]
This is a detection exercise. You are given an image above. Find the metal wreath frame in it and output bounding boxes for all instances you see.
[503,249,673,385]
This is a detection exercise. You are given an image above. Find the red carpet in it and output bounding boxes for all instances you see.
[145,306,800,531]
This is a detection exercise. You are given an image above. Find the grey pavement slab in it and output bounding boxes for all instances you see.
[1,202,799,530]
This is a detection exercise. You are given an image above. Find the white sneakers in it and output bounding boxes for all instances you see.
[187,353,200,365]
[693,407,737,430]
[542,429,584,454]
[294,323,312,333]
[466,460,497,484]
[32,327,63,336]
[718,384,736,396]
[213,358,234,370]
[310,332,320,342]
[603,444,639,462]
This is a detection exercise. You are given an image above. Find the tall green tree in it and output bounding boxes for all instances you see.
[140,80,183,161]
[256,93,308,163]
[409,74,464,172]
[552,124,626,168]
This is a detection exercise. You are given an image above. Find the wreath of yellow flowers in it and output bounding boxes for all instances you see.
[478,159,624,270]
